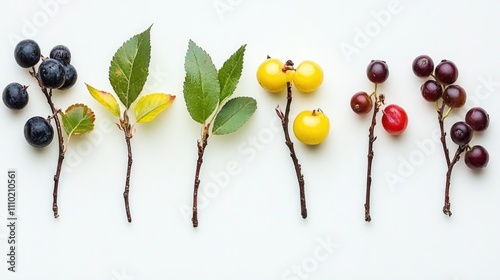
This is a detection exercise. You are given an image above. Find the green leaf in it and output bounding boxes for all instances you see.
[61,104,96,138]
[109,25,151,108]
[183,40,220,124]
[218,44,246,102]
[85,83,121,117]
[212,96,257,135]
[134,93,176,123]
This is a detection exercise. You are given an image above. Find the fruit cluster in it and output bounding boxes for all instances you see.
[4,39,80,147]
[256,57,328,219]
[4,39,94,218]
[350,60,408,222]
[412,55,490,216]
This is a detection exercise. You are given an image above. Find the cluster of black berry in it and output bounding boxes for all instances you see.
[412,55,490,216]
[2,39,78,147]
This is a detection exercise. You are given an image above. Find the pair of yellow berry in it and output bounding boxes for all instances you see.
[256,58,329,145]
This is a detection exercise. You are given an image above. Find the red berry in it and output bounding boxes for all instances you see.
[350,91,373,115]
[381,104,408,135]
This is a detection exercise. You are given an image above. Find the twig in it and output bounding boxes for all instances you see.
[443,145,466,216]
[31,67,65,218]
[192,125,210,227]
[276,82,307,219]
[123,132,133,223]
[437,102,451,167]
[364,92,384,222]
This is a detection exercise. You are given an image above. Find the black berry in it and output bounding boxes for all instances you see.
[24,116,54,148]
[14,39,41,68]
[49,45,71,65]
[2,82,29,110]
[38,59,66,89]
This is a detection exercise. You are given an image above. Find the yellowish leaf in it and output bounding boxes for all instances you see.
[85,83,121,117]
[134,93,175,123]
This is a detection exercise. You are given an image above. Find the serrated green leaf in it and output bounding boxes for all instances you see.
[212,96,257,135]
[183,40,220,124]
[218,44,246,102]
[109,26,151,108]
[134,93,176,123]
[85,83,121,117]
[61,104,96,138]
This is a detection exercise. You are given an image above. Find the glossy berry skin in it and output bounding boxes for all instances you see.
[450,121,473,145]
[59,64,78,90]
[381,104,408,135]
[256,58,289,93]
[24,116,54,148]
[2,82,29,110]
[366,60,389,84]
[38,59,66,89]
[465,145,489,170]
[435,60,458,85]
[420,80,442,102]
[293,60,323,93]
[412,55,434,77]
[442,85,466,108]
[465,107,489,132]
[293,110,330,145]
[350,91,373,115]
[14,39,41,68]
[49,45,71,65]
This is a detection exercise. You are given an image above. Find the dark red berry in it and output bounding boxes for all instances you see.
[412,55,434,77]
[443,85,466,108]
[465,107,489,132]
[435,60,459,85]
[366,60,389,84]
[420,80,442,102]
[350,91,373,115]
[450,121,473,145]
[465,145,489,170]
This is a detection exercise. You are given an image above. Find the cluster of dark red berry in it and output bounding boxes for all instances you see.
[412,55,490,216]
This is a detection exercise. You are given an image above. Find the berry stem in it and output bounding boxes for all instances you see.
[443,145,467,216]
[275,81,307,219]
[364,88,384,222]
[437,102,451,167]
[32,66,66,219]
[191,124,210,228]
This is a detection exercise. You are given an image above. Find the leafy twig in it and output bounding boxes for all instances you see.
[183,41,255,227]
[86,26,175,223]
[275,81,307,219]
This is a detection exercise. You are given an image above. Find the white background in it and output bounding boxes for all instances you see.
[0,0,499,279]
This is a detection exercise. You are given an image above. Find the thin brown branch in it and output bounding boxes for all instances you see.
[364,93,383,222]
[276,82,307,219]
[192,125,210,228]
[32,67,66,219]
[443,145,466,216]
[437,102,451,167]
[123,131,133,223]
